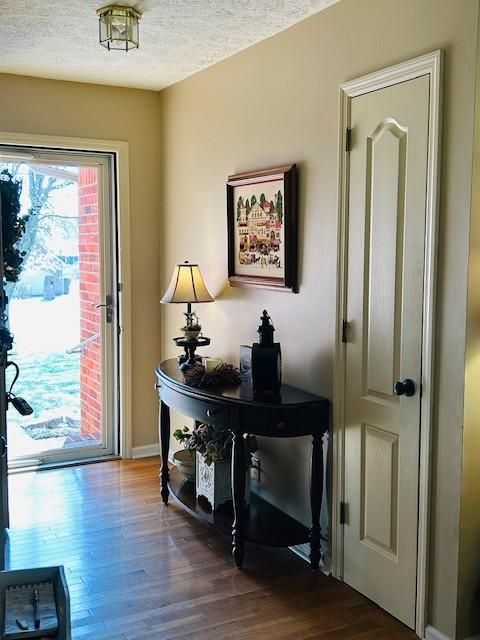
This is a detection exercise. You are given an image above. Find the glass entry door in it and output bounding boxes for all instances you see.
[0,148,118,467]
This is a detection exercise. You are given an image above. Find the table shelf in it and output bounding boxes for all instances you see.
[168,467,311,548]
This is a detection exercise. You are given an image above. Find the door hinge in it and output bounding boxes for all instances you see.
[117,282,123,293]
[339,501,346,525]
[345,127,352,152]
[341,319,349,343]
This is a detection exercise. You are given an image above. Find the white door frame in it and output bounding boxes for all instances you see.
[333,50,442,637]
[0,131,133,460]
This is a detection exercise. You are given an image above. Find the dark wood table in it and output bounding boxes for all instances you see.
[155,359,329,569]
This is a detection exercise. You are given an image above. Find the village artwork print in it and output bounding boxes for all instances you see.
[227,164,297,291]
[233,178,285,280]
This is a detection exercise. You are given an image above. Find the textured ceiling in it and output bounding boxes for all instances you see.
[0,0,339,90]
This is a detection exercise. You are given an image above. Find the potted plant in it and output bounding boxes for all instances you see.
[179,310,202,341]
[0,170,30,286]
[173,424,257,510]
[171,448,196,482]
[0,170,30,350]
[180,321,202,341]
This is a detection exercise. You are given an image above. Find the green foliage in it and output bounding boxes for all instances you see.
[173,426,190,444]
[0,170,30,283]
[259,193,266,206]
[276,190,283,223]
[251,194,257,207]
[245,198,250,217]
[276,190,283,213]
[173,423,258,467]
[236,196,244,221]
[181,323,201,332]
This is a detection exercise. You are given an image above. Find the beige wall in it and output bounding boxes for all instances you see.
[0,73,162,450]
[0,0,478,636]
[458,9,480,639]
[158,0,478,637]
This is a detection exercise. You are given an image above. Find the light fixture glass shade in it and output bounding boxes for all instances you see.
[97,5,141,51]
[161,262,214,304]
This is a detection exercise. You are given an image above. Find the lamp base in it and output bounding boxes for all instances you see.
[173,336,211,371]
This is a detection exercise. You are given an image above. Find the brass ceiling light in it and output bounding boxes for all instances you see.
[96,5,141,52]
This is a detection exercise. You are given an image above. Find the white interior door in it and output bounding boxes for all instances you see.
[343,75,430,628]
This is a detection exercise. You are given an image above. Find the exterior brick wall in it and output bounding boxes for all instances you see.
[78,167,102,439]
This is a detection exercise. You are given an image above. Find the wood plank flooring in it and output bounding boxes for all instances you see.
[4,458,418,639]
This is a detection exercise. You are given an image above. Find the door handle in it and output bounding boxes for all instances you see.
[93,294,113,323]
[393,378,416,397]
[0,436,6,458]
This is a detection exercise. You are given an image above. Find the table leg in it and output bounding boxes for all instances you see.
[231,430,246,568]
[160,400,171,504]
[310,433,324,570]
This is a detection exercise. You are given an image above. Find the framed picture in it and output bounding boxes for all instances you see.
[227,164,298,292]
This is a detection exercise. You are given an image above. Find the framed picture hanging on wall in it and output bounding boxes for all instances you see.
[227,164,298,292]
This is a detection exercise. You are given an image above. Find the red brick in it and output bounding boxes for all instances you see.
[79,166,102,438]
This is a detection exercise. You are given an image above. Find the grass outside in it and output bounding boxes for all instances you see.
[5,282,89,460]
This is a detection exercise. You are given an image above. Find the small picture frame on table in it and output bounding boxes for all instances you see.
[227,164,298,292]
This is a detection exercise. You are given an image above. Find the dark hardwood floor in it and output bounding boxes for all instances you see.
[5,458,417,639]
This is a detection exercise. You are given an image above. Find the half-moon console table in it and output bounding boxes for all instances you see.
[155,359,330,569]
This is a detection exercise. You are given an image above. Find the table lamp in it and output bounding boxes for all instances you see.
[161,261,214,369]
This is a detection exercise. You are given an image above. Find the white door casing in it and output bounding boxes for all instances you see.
[344,75,429,628]
[0,132,132,461]
[333,51,442,637]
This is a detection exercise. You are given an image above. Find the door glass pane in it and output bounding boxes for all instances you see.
[0,160,110,464]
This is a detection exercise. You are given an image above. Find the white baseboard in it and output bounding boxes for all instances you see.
[131,443,160,459]
[424,627,480,640]
[425,629,480,640]
[424,626,452,640]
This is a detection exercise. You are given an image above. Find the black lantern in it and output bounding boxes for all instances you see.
[251,310,282,397]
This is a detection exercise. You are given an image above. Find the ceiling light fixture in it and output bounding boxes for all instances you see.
[96,5,141,52]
